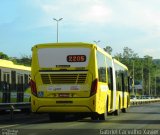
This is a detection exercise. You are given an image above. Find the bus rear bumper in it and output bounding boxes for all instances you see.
[37,106,92,113]
[31,96,96,113]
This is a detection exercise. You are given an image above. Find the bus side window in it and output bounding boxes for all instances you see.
[24,74,29,89]
[24,74,28,84]
[3,73,10,89]
[121,72,125,92]
[116,71,119,90]
[11,71,16,91]
[106,57,113,90]
[17,74,24,102]
[2,72,10,103]
[124,71,129,92]
[97,52,106,82]
[108,67,113,90]
[116,70,122,91]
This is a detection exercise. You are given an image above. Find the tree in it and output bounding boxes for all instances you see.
[114,47,139,71]
[123,47,138,58]
[103,46,112,55]
[114,47,141,95]
[142,55,157,96]
[114,53,123,61]
[12,55,32,66]
[0,52,9,59]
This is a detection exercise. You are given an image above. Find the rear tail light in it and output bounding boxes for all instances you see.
[29,79,37,96]
[90,78,98,96]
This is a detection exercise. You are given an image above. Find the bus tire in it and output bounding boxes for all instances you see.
[99,111,107,120]
[98,99,108,120]
[121,108,127,113]
[91,113,99,120]
[114,99,120,116]
[122,98,129,113]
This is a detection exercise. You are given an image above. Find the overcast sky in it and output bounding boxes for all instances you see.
[0,0,160,58]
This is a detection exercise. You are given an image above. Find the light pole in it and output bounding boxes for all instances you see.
[93,40,100,45]
[53,18,63,43]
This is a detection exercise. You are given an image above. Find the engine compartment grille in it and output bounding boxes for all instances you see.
[41,73,87,84]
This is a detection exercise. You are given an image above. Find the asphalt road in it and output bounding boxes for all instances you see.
[0,103,160,135]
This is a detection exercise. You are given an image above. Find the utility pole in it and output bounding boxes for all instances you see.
[142,65,144,95]
[148,69,150,96]
[155,75,157,96]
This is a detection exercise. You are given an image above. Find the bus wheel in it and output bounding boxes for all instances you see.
[99,112,107,120]
[121,108,127,113]
[122,101,129,113]
[114,101,120,116]
[122,99,129,113]
[91,113,99,120]
[98,101,108,120]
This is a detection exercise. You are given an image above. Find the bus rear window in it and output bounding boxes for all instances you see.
[37,48,90,68]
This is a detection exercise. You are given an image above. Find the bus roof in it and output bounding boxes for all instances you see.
[32,42,96,49]
[113,58,128,70]
[96,45,112,59]
[0,59,31,71]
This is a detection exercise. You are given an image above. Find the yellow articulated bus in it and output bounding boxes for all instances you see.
[0,59,31,111]
[30,42,131,121]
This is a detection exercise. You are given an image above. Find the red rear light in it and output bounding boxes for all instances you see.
[29,79,37,96]
[90,79,98,96]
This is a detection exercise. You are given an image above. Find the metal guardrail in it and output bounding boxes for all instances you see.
[0,99,159,120]
[0,102,31,120]
[130,98,160,105]
[0,102,31,110]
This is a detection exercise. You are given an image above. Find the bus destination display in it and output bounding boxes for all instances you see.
[67,55,86,62]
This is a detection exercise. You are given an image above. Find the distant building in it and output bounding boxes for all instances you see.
[134,84,142,90]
